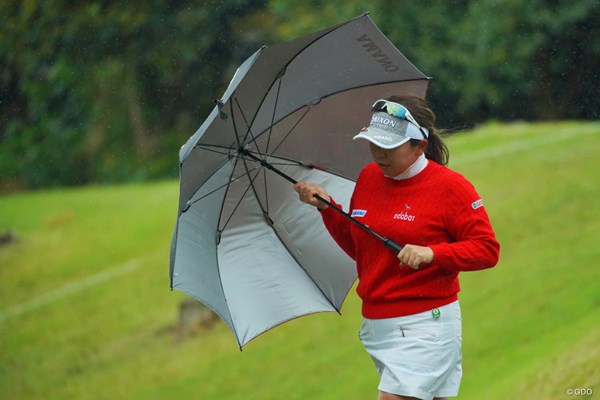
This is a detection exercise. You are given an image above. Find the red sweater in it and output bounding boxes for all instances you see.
[321,161,500,319]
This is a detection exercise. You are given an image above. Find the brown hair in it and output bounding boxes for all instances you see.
[387,94,449,166]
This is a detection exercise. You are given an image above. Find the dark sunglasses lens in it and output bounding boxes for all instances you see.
[372,100,387,112]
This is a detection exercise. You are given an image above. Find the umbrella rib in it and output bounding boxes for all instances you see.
[232,96,268,160]
[238,149,273,217]
[228,97,273,220]
[260,72,284,213]
[218,165,265,232]
[195,145,306,170]
[262,168,269,213]
[238,77,289,215]
[185,164,261,209]
[268,106,311,155]
[193,143,236,157]
[230,93,283,215]
[229,99,244,150]
[264,77,284,156]
[241,151,333,175]
[249,76,280,215]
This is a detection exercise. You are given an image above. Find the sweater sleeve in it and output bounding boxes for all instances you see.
[319,198,357,260]
[429,178,500,272]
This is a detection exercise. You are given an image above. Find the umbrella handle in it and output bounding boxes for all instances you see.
[382,238,403,253]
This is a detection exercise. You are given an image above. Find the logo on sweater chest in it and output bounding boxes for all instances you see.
[393,204,416,222]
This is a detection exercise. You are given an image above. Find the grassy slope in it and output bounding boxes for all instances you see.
[0,121,598,399]
[449,122,600,399]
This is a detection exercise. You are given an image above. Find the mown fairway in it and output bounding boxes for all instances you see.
[1,121,598,399]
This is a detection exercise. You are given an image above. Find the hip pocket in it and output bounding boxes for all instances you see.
[399,324,440,340]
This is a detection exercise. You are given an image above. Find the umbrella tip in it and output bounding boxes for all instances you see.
[214,99,227,120]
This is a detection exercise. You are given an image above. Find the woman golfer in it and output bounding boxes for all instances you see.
[294,94,500,400]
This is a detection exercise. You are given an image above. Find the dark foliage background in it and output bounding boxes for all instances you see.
[1,0,597,190]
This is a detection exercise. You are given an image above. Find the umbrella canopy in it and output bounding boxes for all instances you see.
[170,13,429,347]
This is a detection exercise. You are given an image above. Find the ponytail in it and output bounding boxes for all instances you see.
[423,131,449,166]
[389,94,449,166]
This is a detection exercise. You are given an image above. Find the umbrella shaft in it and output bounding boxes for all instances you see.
[239,148,403,253]
[312,194,402,253]
[240,148,297,184]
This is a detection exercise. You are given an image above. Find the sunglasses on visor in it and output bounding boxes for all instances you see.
[372,100,429,139]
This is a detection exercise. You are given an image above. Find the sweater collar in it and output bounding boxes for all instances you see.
[386,153,428,180]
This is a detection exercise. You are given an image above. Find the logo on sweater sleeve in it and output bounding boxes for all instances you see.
[471,199,484,209]
[351,209,367,217]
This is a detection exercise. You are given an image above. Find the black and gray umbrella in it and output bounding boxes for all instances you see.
[170,13,429,347]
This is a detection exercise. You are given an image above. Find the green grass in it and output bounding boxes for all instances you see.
[1,121,599,399]
[448,121,600,399]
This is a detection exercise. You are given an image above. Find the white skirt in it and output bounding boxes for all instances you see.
[358,301,462,400]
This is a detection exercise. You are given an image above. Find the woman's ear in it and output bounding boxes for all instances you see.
[419,139,428,155]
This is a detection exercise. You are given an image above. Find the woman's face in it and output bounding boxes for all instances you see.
[369,140,427,177]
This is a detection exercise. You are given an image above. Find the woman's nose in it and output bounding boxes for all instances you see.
[373,148,387,159]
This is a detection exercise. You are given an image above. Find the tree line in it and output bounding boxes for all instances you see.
[1,0,597,190]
